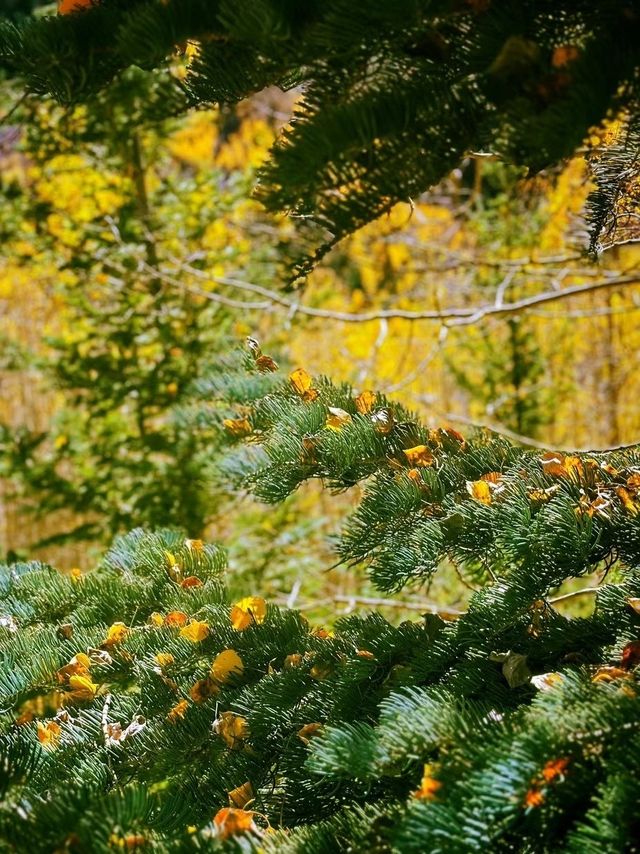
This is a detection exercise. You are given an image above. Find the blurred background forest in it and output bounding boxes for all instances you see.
[2,44,639,619]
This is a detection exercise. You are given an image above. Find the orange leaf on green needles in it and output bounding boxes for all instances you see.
[167,700,189,722]
[213,807,255,840]
[190,677,219,703]
[297,723,323,745]
[37,720,61,748]
[592,666,628,683]
[180,576,203,589]
[617,486,640,516]
[403,445,434,467]
[164,611,188,628]
[215,712,249,749]
[58,0,93,14]
[230,597,266,631]
[185,538,204,553]
[56,652,91,684]
[104,622,128,645]
[326,407,351,431]
[414,764,442,800]
[255,354,278,373]
[180,620,210,642]
[223,417,252,437]
[211,649,244,684]
[621,639,640,669]
[228,781,254,809]
[541,757,570,783]
[355,390,375,414]
[524,788,545,809]
[540,452,583,479]
[67,674,98,701]
[289,368,319,402]
[466,480,493,505]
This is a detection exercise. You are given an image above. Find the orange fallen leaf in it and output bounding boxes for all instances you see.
[466,480,492,505]
[190,677,219,703]
[223,418,252,437]
[185,539,204,553]
[356,649,375,660]
[58,0,93,14]
[541,757,570,783]
[213,807,255,840]
[403,445,434,468]
[57,652,91,684]
[326,407,352,431]
[215,712,249,749]
[414,764,442,800]
[617,487,640,516]
[290,368,319,402]
[180,620,210,642]
[355,390,376,414]
[297,722,323,744]
[211,649,244,684]
[284,653,303,669]
[165,611,188,628]
[255,354,278,373]
[37,720,61,748]
[67,674,98,701]
[104,622,128,645]
[524,788,545,809]
[621,640,640,669]
[551,44,580,67]
[310,662,333,681]
[230,596,266,631]
[167,699,189,722]
[592,666,628,683]
[228,781,254,809]
[180,576,203,589]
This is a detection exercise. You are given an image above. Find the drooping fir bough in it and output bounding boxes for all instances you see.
[1,1,639,275]
[3,351,640,851]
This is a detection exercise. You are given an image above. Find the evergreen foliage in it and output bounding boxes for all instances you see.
[3,351,640,850]
[1,1,638,275]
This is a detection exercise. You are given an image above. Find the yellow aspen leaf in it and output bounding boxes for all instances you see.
[527,485,559,504]
[164,550,178,568]
[149,612,164,626]
[524,788,545,809]
[540,451,568,477]
[213,807,255,840]
[185,538,204,553]
[167,699,189,722]
[154,653,175,668]
[69,567,83,582]
[289,368,319,402]
[180,620,210,642]
[627,473,640,489]
[190,677,219,703]
[37,720,61,748]
[211,649,244,684]
[58,0,92,14]
[67,674,98,701]
[165,611,188,628]
[355,390,376,414]
[466,480,492,505]
[56,652,91,684]
[228,781,254,809]
[402,445,434,467]
[297,723,323,744]
[617,486,640,516]
[541,757,570,783]
[310,662,333,681]
[255,354,278,373]
[104,622,128,645]
[215,712,249,749]
[326,407,352,431]
[284,653,303,669]
[166,382,178,396]
[592,666,629,683]
[230,597,267,631]
[180,576,203,589]
[312,627,334,639]
[414,764,442,800]
[223,417,252,437]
